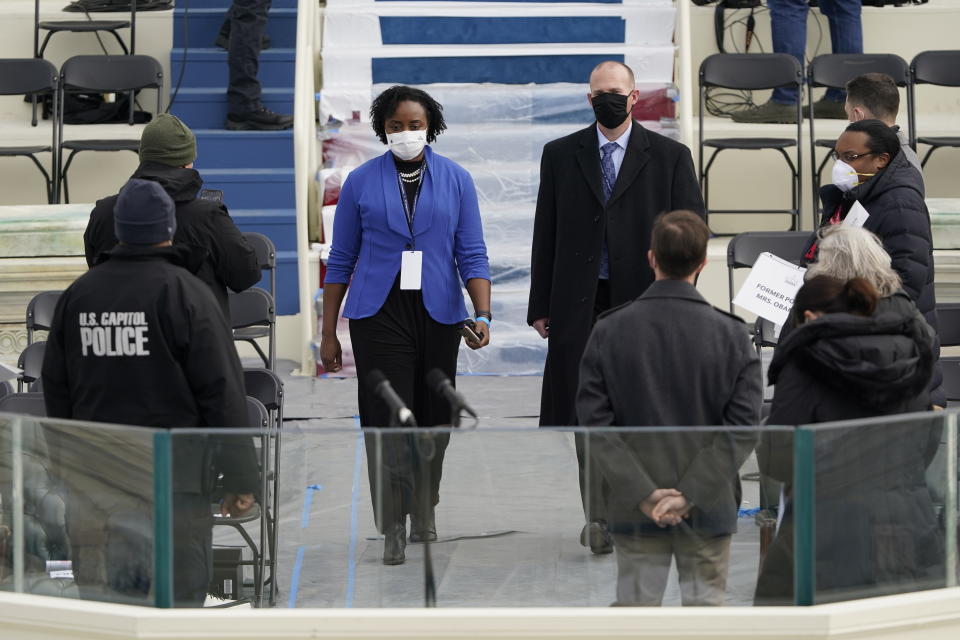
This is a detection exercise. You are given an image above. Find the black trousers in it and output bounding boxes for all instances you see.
[350,281,461,531]
[224,0,271,114]
[576,279,613,523]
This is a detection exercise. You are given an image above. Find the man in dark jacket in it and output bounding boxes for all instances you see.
[84,113,261,320]
[806,119,943,406]
[43,179,259,607]
[528,61,705,553]
[577,211,760,606]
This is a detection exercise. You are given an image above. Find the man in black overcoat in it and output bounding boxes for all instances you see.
[527,61,705,553]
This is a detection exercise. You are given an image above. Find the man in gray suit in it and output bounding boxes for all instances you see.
[576,210,761,606]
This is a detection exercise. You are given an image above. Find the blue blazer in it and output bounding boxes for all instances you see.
[325,146,490,325]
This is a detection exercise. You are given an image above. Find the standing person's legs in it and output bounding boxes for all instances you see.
[610,532,674,606]
[408,313,460,541]
[818,0,863,102]
[767,0,809,105]
[673,529,732,606]
[172,493,214,607]
[226,0,271,115]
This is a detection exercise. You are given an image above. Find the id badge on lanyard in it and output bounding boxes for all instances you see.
[398,160,426,290]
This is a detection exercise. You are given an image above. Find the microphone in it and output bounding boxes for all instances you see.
[366,370,416,426]
[426,369,477,428]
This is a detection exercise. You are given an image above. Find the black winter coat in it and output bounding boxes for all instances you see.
[42,245,259,495]
[528,122,705,426]
[755,295,944,604]
[84,163,261,320]
[809,149,943,405]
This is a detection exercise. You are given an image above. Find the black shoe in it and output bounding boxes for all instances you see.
[802,96,848,120]
[383,523,406,566]
[730,100,799,124]
[214,33,271,51]
[409,508,437,543]
[580,521,613,555]
[226,106,293,131]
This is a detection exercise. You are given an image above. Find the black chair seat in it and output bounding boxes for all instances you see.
[918,136,960,147]
[703,137,797,150]
[62,139,139,152]
[814,138,836,148]
[234,327,270,340]
[39,20,130,32]
[0,146,51,156]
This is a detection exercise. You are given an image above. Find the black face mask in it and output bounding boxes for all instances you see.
[591,92,631,129]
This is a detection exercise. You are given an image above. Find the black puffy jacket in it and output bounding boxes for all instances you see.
[84,163,261,320]
[811,150,943,406]
[755,295,944,604]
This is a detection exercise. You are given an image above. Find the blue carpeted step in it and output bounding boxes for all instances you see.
[230,209,297,251]
[184,0,298,8]
[200,168,295,209]
[170,87,294,129]
[170,48,295,89]
[275,250,299,315]
[173,8,298,49]
[192,130,293,169]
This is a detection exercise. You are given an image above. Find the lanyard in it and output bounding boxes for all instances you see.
[397,158,427,238]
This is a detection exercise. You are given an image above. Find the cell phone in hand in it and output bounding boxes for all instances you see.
[459,319,482,344]
[200,189,223,202]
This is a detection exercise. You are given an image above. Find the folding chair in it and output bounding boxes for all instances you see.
[243,232,277,301]
[57,54,163,203]
[699,54,803,233]
[242,367,283,607]
[0,392,47,417]
[35,0,138,59]
[0,59,58,203]
[936,303,960,402]
[808,54,911,225]
[17,342,46,394]
[211,396,269,607]
[230,288,276,370]
[26,290,62,346]
[726,231,811,313]
[909,51,960,171]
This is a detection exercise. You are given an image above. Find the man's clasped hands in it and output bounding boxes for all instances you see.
[642,488,692,527]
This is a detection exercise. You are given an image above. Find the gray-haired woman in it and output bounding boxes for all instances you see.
[805,225,943,408]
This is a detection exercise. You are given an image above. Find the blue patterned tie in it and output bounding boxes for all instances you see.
[599,142,618,279]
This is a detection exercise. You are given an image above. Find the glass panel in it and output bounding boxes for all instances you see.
[0,414,158,606]
[794,411,955,605]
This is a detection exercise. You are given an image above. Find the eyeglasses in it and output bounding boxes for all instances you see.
[831,150,878,163]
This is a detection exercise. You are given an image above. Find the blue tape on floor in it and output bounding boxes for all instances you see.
[287,546,305,608]
[738,507,761,518]
[345,415,363,607]
[301,484,323,529]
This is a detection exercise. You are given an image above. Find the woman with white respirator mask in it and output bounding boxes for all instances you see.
[800,118,942,407]
[320,85,492,566]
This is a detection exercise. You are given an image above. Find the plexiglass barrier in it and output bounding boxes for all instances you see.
[1,414,956,608]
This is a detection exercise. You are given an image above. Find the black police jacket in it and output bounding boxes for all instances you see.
[84,163,261,320]
[42,244,258,495]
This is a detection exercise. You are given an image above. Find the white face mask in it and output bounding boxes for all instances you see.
[387,130,427,161]
[832,159,859,192]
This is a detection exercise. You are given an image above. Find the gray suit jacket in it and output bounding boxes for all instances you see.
[576,279,761,535]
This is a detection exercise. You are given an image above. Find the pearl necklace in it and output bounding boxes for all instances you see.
[398,167,422,183]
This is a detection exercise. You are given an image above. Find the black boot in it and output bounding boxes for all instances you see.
[383,522,406,566]
[409,507,437,543]
[226,106,294,131]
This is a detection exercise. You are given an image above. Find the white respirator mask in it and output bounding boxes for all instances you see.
[387,130,427,161]
[832,159,862,192]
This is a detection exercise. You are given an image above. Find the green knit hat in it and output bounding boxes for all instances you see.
[139,114,197,167]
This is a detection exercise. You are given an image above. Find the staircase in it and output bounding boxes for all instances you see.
[170,0,299,315]
[320,0,678,374]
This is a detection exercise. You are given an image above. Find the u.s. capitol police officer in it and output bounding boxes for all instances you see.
[42,179,259,607]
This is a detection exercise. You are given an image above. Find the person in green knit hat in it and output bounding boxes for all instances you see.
[82,114,261,322]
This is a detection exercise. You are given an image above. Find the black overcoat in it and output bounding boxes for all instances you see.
[527,122,705,426]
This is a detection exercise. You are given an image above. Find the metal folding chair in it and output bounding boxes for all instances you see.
[909,50,960,171]
[230,288,276,370]
[0,59,58,203]
[26,290,62,345]
[700,54,803,233]
[726,231,811,313]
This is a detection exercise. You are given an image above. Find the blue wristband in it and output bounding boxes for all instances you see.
[475,316,491,327]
